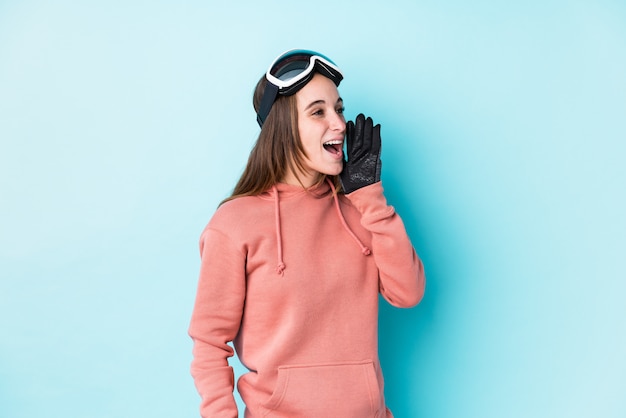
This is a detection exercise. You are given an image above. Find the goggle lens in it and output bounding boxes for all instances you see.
[269,50,338,82]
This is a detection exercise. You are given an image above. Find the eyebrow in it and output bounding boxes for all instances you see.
[304,97,343,111]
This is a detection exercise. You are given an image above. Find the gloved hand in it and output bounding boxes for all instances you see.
[340,113,382,194]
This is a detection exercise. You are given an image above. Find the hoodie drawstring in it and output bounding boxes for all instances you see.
[327,179,372,256]
[272,185,286,275]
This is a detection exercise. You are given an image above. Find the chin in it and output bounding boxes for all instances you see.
[325,168,343,177]
[328,163,344,176]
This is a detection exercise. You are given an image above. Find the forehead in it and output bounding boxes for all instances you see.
[295,73,341,106]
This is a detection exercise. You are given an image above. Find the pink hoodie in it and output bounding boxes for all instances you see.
[189,180,425,417]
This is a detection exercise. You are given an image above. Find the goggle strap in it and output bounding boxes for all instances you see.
[257,82,279,127]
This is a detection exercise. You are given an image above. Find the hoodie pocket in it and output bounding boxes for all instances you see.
[262,360,382,418]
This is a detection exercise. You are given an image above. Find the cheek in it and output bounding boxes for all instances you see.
[299,123,323,149]
[299,132,318,156]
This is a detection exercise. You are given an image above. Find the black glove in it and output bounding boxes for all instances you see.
[340,113,382,194]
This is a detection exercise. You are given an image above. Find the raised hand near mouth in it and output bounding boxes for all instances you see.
[339,113,382,194]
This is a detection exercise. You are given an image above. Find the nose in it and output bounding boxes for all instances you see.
[329,111,346,133]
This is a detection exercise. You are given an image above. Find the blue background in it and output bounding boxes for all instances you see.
[1,1,625,417]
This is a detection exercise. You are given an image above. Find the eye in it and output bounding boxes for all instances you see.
[312,108,324,116]
[336,106,345,114]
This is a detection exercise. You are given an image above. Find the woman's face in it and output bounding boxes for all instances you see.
[286,73,346,187]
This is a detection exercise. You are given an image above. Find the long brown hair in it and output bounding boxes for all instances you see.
[222,75,339,204]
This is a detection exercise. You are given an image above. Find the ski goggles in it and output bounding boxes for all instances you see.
[257,49,343,127]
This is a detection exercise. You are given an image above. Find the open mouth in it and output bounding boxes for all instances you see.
[323,140,343,156]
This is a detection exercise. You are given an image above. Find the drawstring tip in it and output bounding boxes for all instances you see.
[362,247,371,256]
[276,262,286,275]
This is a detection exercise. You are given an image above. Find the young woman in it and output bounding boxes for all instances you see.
[189,49,426,418]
